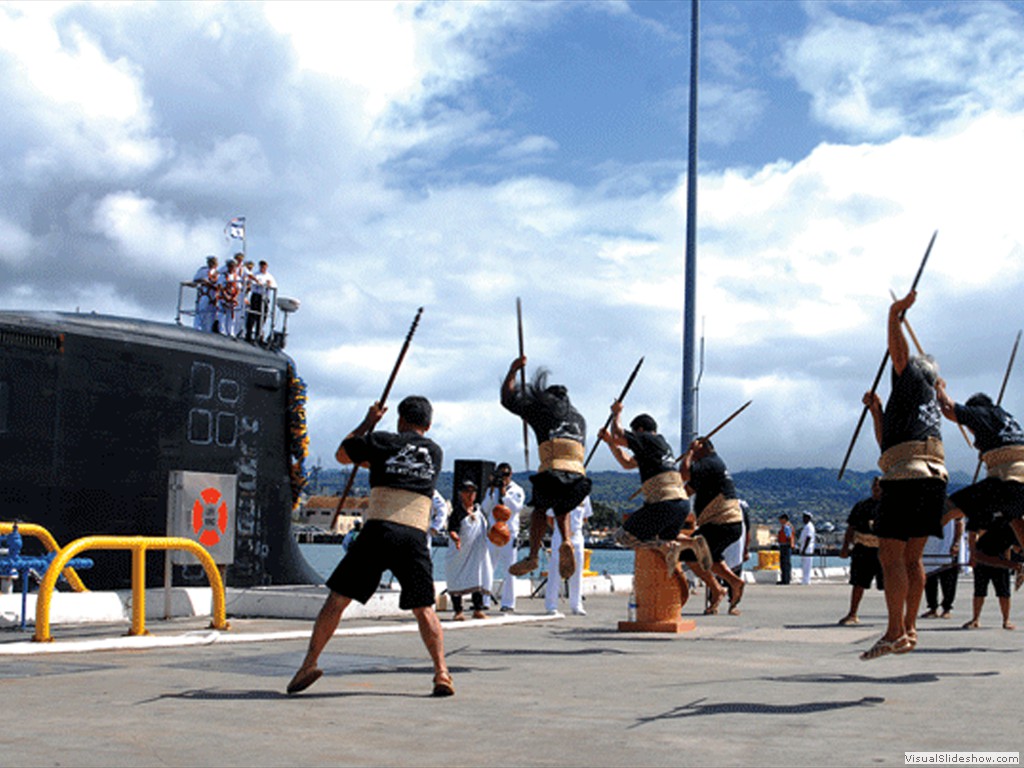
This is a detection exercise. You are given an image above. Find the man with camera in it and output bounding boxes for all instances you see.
[481,462,526,612]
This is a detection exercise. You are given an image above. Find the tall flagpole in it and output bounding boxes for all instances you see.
[681,0,700,454]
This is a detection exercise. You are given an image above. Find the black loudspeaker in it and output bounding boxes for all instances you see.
[451,459,496,516]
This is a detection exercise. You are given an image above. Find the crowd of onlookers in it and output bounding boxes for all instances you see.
[190,252,277,342]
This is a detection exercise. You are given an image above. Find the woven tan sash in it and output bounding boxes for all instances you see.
[981,444,1024,483]
[365,487,432,532]
[538,438,586,475]
[853,531,880,548]
[878,437,948,482]
[696,494,743,527]
[640,470,688,504]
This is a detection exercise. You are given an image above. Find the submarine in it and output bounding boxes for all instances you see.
[0,297,321,590]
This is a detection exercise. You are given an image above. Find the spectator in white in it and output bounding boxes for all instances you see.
[245,260,276,343]
[545,497,593,616]
[192,256,218,332]
[798,512,816,585]
[481,463,526,613]
[427,490,448,555]
[445,480,492,620]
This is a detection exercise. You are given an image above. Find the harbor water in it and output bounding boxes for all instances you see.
[297,543,848,582]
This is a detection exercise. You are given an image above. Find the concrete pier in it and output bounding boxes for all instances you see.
[1,579,1020,766]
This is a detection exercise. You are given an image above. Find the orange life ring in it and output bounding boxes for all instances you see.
[192,486,229,547]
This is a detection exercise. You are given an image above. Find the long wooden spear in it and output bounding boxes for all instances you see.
[516,297,530,471]
[583,356,645,469]
[837,231,938,481]
[673,399,753,465]
[971,330,1023,482]
[331,307,424,531]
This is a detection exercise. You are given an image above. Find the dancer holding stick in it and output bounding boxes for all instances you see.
[500,349,591,580]
[289,311,455,698]
[838,231,937,481]
[934,341,1024,590]
[598,401,704,609]
[860,289,948,660]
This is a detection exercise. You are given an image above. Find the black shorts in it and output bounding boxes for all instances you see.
[976,523,1020,558]
[973,563,1010,599]
[528,470,593,516]
[877,478,947,541]
[681,522,742,564]
[326,520,435,610]
[951,478,1024,530]
[849,545,884,590]
[622,498,689,541]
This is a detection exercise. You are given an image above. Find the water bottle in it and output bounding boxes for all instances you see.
[627,590,637,622]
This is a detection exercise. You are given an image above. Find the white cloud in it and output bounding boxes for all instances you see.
[784,2,1024,139]
[0,216,33,265]
[0,3,166,178]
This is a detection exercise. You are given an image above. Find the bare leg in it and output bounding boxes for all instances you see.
[687,560,726,612]
[963,596,983,628]
[712,561,744,614]
[902,536,928,640]
[878,538,908,641]
[508,509,547,575]
[411,605,450,677]
[554,511,576,579]
[672,566,690,609]
[842,585,865,623]
[288,591,351,693]
[998,596,1014,629]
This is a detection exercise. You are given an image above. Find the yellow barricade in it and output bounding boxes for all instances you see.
[34,536,228,642]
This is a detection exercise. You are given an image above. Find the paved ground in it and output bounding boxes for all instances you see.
[0,580,1021,767]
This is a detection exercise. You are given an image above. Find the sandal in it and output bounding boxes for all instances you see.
[962,619,980,629]
[704,591,724,615]
[508,555,539,577]
[728,582,744,615]
[558,542,576,579]
[838,615,860,626]
[895,630,916,653]
[286,666,323,695]
[860,634,910,661]
[432,671,455,697]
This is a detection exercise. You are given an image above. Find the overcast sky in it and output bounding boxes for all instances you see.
[2,0,1023,476]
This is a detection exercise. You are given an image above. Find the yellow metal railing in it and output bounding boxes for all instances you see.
[0,522,88,592]
[33,536,229,643]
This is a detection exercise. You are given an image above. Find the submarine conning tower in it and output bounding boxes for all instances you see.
[0,310,320,589]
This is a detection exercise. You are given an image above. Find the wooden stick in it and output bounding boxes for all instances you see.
[330,307,424,531]
[972,330,1022,482]
[838,231,938,480]
[516,297,530,472]
[674,400,752,464]
[584,356,645,469]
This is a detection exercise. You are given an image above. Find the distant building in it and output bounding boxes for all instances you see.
[299,495,368,532]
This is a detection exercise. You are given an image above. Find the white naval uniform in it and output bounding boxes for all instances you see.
[798,520,816,585]
[545,497,592,614]
[427,491,449,553]
[481,480,526,610]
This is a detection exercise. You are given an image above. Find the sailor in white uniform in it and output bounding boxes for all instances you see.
[545,496,592,615]
[481,463,526,612]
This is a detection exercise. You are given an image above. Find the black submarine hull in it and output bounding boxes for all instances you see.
[0,311,321,589]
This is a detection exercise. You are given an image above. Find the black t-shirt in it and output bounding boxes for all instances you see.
[342,431,443,498]
[689,453,737,516]
[846,497,880,535]
[502,390,586,446]
[954,403,1024,453]
[882,362,942,451]
[977,521,1017,557]
[625,431,676,482]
